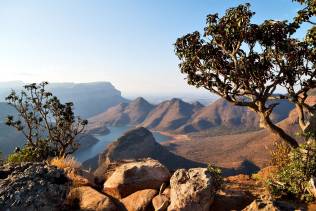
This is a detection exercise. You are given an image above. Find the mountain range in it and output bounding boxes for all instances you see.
[88,96,295,135]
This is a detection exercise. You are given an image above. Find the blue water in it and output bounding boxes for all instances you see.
[75,126,171,162]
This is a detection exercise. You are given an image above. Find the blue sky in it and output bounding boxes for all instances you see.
[0,0,306,96]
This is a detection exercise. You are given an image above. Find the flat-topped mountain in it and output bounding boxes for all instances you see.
[88,97,155,127]
[140,98,203,131]
[0,81,128,118]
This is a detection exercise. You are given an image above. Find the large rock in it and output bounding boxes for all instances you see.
[168,168,215,211]
[121,189,158,211]
[66,186,117,211]
[0,162,70,210]
[103,158,170,199]
[64,167,96,187]
[152,194,170,211]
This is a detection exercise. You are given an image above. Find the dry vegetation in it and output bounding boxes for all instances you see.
[50,156,81,169]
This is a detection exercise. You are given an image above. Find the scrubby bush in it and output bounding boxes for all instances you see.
[50,156,81,169]
[5,82,88,163]
[270,140,291,168]
[207,164,224,191]
[267,141,316,202]
[6,140,57,163]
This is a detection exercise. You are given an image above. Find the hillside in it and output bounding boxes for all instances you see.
[140,98,203,131]
[177,98,294,134]
[88,97,155,127]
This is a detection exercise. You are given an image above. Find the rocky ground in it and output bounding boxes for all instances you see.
[1,160,316,211]
[0,162,71,210]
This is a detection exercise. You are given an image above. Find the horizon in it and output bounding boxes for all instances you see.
[0,0,306,96]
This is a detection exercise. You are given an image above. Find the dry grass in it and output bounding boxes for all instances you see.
[50,156,81,169]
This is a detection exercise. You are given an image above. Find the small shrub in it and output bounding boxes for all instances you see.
[207,164,224,191]
[50,156,81,169]
[7,141,57,163]
[267,142,316,202]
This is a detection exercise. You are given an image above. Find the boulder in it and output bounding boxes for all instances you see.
[168,168,215,211]
[0,162,70,210]
[66,186,117,211]
[103,158,170,199]
[121,189,158,211]
[64,167,96,187]
[152,194,170,211]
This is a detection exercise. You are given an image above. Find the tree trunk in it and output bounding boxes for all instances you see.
[259,113,299,149]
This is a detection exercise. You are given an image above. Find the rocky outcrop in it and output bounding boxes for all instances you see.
[95,127,205,171]
[168,168,215,211]
[66,186,117,210]
[121,189,158,211]
[0,162,70,210]
[103,158,170,199]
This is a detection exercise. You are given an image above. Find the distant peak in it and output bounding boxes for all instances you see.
[192,101,204,107]
[170,98,183,102]
[134,97,146,102]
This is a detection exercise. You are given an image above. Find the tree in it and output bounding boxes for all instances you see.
[175,3,316,148]
[5,82,88,158]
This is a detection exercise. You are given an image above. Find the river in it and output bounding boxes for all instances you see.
[74,126,171,162]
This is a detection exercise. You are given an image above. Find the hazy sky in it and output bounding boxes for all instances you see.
[0,0,307,96]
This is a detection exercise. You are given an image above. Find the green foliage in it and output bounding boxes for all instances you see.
[207,164,224,191]
[290,0,315,34]
[5,82,88,161]
[6,141,57,163]
[267,142,316,202]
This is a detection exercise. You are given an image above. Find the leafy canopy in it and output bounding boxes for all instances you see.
[175,3,316,148]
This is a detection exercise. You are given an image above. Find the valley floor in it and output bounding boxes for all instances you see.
[161,129,272,170]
